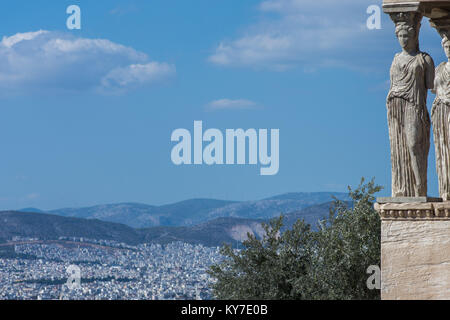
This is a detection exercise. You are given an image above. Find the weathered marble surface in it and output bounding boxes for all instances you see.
[431,38,450,201]
[375,201,450,218]
[383,0,450,13]
[379,0,450,302]
[381,219,450,300]
[376,196,442,204]
[375,202,450,299]
[383,1,450,34]
[386,11,435,197]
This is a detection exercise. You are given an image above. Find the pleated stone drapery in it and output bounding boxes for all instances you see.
[387,52,432,197]
[431,62,450,201]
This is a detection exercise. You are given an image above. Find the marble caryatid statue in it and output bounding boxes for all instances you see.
[431,37,450,201]
[387,12,435,197]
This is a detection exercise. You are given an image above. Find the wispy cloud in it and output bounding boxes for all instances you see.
[0,30,175,94]
[100,62,175,94]
[206,99,259,111]
[209,0,390,71]
[25,193,40,201]
[15,175,28,182]
[109,4,138,16]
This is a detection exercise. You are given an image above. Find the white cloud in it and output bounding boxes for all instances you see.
[1,30,49,48]
[209,0,391,71]
[0,30,175,94]
[25,193,40,201]
[206,99,258,111]
[100,62,175,93]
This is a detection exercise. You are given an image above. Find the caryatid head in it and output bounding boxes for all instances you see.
[390,11,422,53]
[395,24,419,52]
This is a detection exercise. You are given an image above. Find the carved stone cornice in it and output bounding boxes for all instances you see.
[383,1,421,13]
[429,15,450,38]
[383,1,450,14]
[375,202,450,220]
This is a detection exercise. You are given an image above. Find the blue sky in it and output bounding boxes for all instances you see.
[0,0,447,210]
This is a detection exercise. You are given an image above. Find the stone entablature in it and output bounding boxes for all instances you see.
[384,1,450,37]
[375,202,450,219]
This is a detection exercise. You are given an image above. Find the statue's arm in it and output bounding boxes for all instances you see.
[424,54,435,91]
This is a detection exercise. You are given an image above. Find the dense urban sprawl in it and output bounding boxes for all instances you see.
[0,238,223,300]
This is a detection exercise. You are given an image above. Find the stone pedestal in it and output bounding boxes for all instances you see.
[375,202,450,300]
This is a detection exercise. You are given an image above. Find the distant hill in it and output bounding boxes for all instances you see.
[21,192,350,228]
[139,217,267,247]
[0,211,141,245]
[19,208,45,213]
[1,200,352,247]
[0,211,265,247]
[47,203,159,229]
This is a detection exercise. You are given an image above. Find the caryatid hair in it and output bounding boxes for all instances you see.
[395,24,416,37]
[395,23,420,51]
[390,11,422,52]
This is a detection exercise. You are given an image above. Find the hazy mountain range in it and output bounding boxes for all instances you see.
[20,192,350,228]
[0,202,346,248]
[0,192,352,247]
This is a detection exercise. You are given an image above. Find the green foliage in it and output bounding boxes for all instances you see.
[208,178,382,300]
